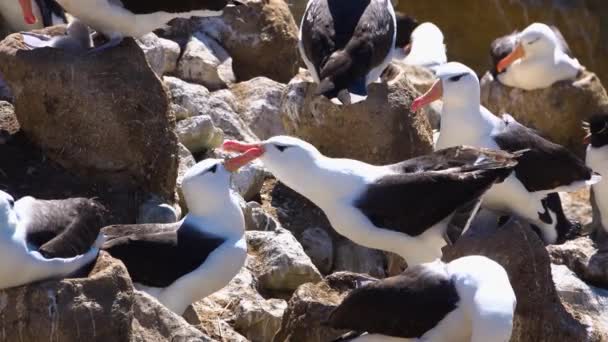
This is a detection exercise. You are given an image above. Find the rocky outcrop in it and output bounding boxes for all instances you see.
[281,68,433,164]
[481,70,608,155]
[273,272,376,342]
[300,227,334,275]
[137,33,180,77]
[395,0,608,87]
[176,115,224,154]
[548,235,608,288]
[0,29,179,201]
[552,264,608,339]
[197,0,299,83]
[444,219,597,342]
[333,239,386,278]
[247,228,322,293]
[244,201,280,232]
[0,252,211,342]
[176,32,235,90]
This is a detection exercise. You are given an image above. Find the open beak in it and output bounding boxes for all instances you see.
[223,140,264,154]
[223,147,264,172]
[497,43,525,73]
[411,80,442,112]
[18,0,37,25]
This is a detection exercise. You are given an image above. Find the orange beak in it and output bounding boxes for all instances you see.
[223,147,264,172]
[411,80,443,112]
[18,0,37,25]
[223,140,264,154]
[497,43,525,73]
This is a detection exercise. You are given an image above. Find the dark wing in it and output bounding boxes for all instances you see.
[394,12,419,48]
[119,0,229,14]
[328,264,460,338]
[36,0,67,26]
[21,198,106,258]
[355,146,518,236]
[493,115,593,192]
[300,0,338,77]
[102,221,225,288]
[490,31,517,76]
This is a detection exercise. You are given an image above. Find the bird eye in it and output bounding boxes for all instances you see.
[527,38,540,45]
[448,74,466,82]
[7,199,14,208]
[275,144,290,152]
[208,164,217,173]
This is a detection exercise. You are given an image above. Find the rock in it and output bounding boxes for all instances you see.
[333,239,386,278]
[560,188,593,228]
[300,227,333,275]
[176,143,196,212]
[186,267,287,342]
[247,228,322,293]
[396,62,442,129]
[395,0,608,88]
[197,0,299,83]
[0,100,18,135]
[281,68,433,164]
[137,33,180,76]
[164,76,258,141]
[0,75,12,102]
[285,0,307,24]
[211,149,265,200]
[176,115,224,154]
[548,236,608,288]
[137,194,181,224]
[229,77,287,139]
[273,272,376,342]
[170,103,191,121]
[551,264,608,338]
[244,201,280,231]
[176,32,235,90]
[480,70,608,155]
[443,219,597,342]
[0,30,179,201]
[184,303,249,342]
[0,252,212,341]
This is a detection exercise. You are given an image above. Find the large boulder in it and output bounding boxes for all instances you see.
[548,235,608,288]
[137,33,180,77]
[443,219,599,342]
[273,272,376,342]
[281,68,433,164]
[0,252,211,341]
[0,29,179,201]
[395,0,608,86]
[480,71,608,155]
[197,0,300,83]
[247,228,322,293]
[551,264,608,338]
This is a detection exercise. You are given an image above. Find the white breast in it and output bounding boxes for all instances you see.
[587,145,608,231]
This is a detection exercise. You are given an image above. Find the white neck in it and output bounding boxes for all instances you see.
[185,190,244,240]
[438,98,498,148]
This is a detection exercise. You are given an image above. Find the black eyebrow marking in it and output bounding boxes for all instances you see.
[448,73,467,82]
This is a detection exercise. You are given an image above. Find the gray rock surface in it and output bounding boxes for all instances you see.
[137,33,180,76]
[177,32,235,90]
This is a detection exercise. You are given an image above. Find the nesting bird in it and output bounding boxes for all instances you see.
[0,190,104,290]
[412,62,599,244]
[101,152,260,315]
[584,115,608,235]
[17,0,241,51]
[224,136,519,266]
[299,0,397,105]
[329,256,516,342]
[492,23,582,90]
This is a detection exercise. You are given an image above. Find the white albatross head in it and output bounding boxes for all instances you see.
[404,22,447,67]
[411,62,480,111]
[497,23,560,73]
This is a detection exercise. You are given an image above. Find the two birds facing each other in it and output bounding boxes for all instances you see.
[0,141,519,342]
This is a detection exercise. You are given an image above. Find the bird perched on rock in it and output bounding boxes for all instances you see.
[299,0,397,105]
[0,190,104,290]
[101,150,260,315]
[16,0,242,51]
[328,255,516,342]
[1,0,66,31]
[492,23,582,90]
[412,62,599,244]
[223,136,519,266]
[584,115,608,236]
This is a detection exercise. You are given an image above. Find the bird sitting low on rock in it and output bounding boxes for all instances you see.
[16,0,242,52]
[492,23,583,90]
[0,190,104,290]
[412,62,600,244]
[328,255,516,342]
[224,136,520,266]
[101,151,260,315]
[299,0,397,105]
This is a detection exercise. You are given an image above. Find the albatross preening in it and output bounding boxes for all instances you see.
[224,136,519,266]
[101,150,260,315]
[412,62,599,244]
